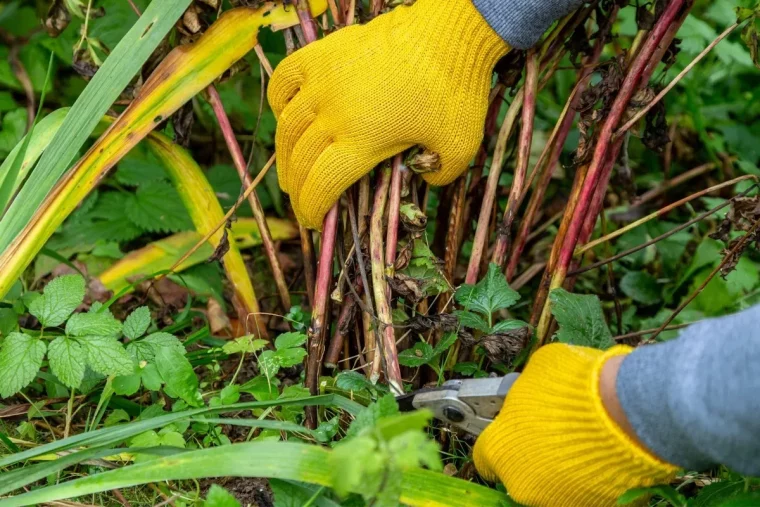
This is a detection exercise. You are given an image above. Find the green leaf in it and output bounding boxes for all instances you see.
[140,363,163,391]
[398,342,435,367]
[154,345,202,407]
[620,271,662,305]
[79,335,133,377]
[617,485,686,506]
[112,372,141,396]
[275,332,307,350]
[0,108,26,158]
[314,416,340,443]
[270,479,342,507]
[0,0,195,253]
[258,350,281,379]
[335,370,374,393]
[454,310,490,333]
[0,308,17,337]
[388,430,442,472]
[104,409,130,427]
[345,395,399,440]
[142,332,185,356]
[491,320,529,333]
[47,337,86,389]
[431,333,457,357]
[205,484,241,507]
[275,347,307,367]
[219,385,240,405]
[222,335,268,355]
[240,375,279,401]
[126,180,193,233]
[549,289,614,349]
[0,332,46,397]
[123,306,151,340]
[65,311,122,338]
[455,263,519,316]
[28,274,85,327]
[693,479,745,507]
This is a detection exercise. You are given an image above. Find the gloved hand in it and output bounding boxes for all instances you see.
[268,0,509,229]
[474,344,679,507]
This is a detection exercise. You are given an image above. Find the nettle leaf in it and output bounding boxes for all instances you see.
[65,311,122,337]
[48,336,86,389]
[126,180,193,233]
[549,289,614,350]
[620,271,662,305]
[123,306,151,340]
[28,274,85,327]
[455,310,490,333]
[0,332,46,398]
[455,263,519,316]
[79,335,134,377]
[205,484,241,507]
[491,319,530,333]
[276,347,307,367]
[432,332,457,357]
[336,370,374,393]
[398,341,434,367]
[142,332,185,355]
[345,394,399,440]
[154,345,202,407]
[275,332,307,350]
[222,335,268,355]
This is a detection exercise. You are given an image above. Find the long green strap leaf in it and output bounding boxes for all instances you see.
[0,0,192,251]
[0,394,360,468]
[0,442,508,507]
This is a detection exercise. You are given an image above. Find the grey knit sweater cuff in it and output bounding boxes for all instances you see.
[471,0,586,49]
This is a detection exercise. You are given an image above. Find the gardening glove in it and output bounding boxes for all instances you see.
[473,344,679,507]
[268,0,509,230]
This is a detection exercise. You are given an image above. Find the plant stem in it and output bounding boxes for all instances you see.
[570,182,758,276]
[369,166,403,393]
[325,279,361,368]
[615,22,739,139]
[492,49,539,269]
[466,88,524,283]
[536,0,690,345]
[614,323,692,341]
[206,85,291,311]
[300,227,317,307]
[385,154,405,271]
[648,217,760,342]
[576,175,756,257]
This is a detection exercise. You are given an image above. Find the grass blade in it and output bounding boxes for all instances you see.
[0,0,194,249]
[0,1,327,299]
[97,217,298,294]
[0,442,507,507]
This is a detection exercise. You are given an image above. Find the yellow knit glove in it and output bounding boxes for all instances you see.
[473,344,679,507]
[268,0,509,229]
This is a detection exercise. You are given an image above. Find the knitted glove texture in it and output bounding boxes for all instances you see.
[268,0,509,229]
[474,344,679,507]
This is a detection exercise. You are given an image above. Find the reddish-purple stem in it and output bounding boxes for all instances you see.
[206,86,291,311]
[385,154,405,269]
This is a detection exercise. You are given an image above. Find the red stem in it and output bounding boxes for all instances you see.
[491,49,538,269]
[385,154,405,269]
[206,85,292,311]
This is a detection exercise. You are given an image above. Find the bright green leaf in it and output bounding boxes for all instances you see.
[0,332,46,398]
[398,342,434,367]
[275,332,307,350]
[123,306,151,340]
[455,263,519,316]
[205,484,241,507]
[79,335,133,377]
[28,274,85,327]
[154,345,202,407]
[620,271,662,305]
[454,310,490,333]
[65,311,122,338]
[549,289,614,350]
[47,336,86,389]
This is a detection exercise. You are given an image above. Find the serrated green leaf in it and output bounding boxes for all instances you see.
[126,180,193,233]
[154,345,202,407]
[79,335,133,377]
[454,310,490,333]
[345,395,399,440]
[112,372,141,396]
[258,350,281,379]
[47,337,86,389]
[431,333,457,357]
[275,332,307,350]
[0,332,46,397]
[275,347,307,368]
[104,408,130,427]
[388,430,442,472]
[398,342,434,367]
[549,289,614,350]
[455,263,519,316]
[141,363,163,391]
[205,484,241,507]
[222,335,268,355]
[123,306,151,340]
[491,320,530,333]
[314,415,340,443]
[335,370,374,393]
[29,274,85,327]
[65,311,122,338]
[239,375,279,401]
[142,332,185,355]
[330,435,384,498]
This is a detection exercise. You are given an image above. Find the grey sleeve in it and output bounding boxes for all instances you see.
[617,305,760,475]
[471,0,586,49]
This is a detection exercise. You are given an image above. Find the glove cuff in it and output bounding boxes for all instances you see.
[475,344,679,506]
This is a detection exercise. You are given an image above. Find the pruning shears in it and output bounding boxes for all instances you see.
[396,374,520,436]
